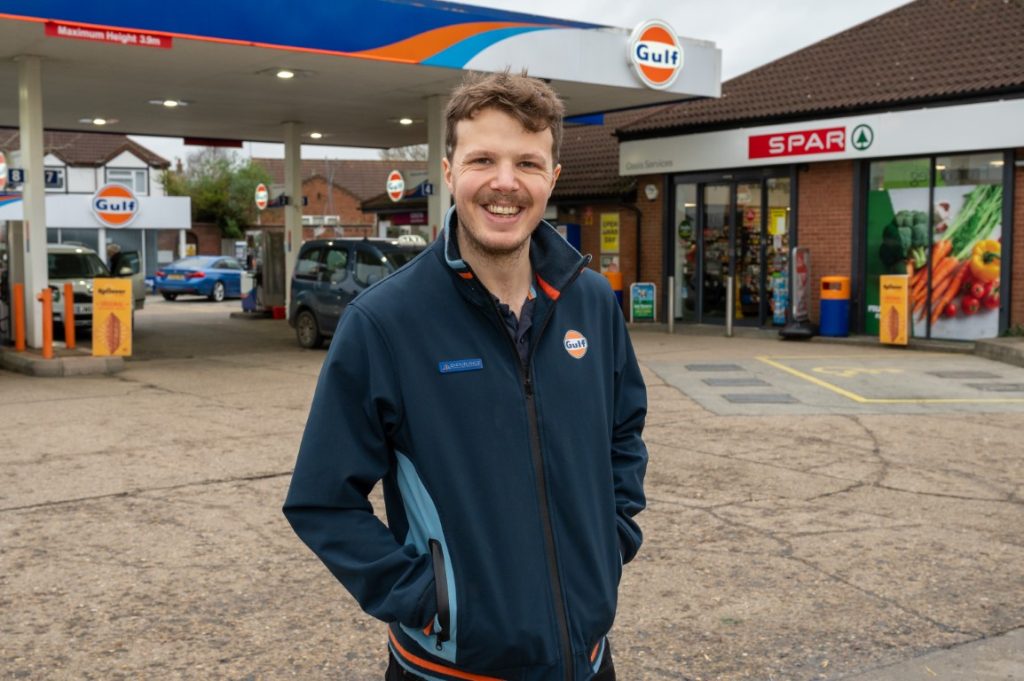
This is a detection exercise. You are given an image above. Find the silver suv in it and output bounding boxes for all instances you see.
[48,243,145,328]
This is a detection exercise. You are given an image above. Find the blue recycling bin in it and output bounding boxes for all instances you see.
[819,276,850,337]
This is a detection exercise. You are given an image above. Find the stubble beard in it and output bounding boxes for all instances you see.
[457,216,532,263]
[457,190,536,263]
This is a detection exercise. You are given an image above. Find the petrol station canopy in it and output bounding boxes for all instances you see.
[0,0,721,148]
[0,0,721,351]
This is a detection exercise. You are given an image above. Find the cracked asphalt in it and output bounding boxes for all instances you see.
[1,298,1022,680]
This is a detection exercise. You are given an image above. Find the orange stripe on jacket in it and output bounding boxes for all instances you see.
[388,628,504,681]
[535,274,560,301]
[590,642,601,662]
[357,22,538,63]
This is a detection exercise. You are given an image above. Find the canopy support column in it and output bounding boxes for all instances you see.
[283,121,302,318]
[17,55,48,349]
[426,95,451,241]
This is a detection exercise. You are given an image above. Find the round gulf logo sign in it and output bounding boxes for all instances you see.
[387,170,405,203]
[563,330,588,359]
[254,183,269,210]
[91,183,139,228]
[628,20,683,90]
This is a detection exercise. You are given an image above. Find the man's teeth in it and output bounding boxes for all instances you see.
[485,204,521,215]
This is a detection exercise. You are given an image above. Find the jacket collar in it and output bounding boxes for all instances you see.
[436,205,591,303]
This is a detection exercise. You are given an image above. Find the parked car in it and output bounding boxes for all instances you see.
[48,243,144,330]
[290,235,426,348]
[154,256,244,302]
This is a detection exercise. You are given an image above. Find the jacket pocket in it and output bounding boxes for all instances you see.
[429,539,451,649]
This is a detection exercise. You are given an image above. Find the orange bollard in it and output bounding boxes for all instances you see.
[36,288,53,359]
[13,282,26,351]
[63,282,76,349]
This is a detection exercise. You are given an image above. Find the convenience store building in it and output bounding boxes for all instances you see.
[615,0,1024,341]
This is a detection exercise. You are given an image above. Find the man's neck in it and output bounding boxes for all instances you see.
[456,230,532,318]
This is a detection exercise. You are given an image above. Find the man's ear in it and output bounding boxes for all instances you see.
[550,163,561,190]
[442,157,454,193]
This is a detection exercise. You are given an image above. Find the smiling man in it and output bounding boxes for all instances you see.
[284,71,648,681]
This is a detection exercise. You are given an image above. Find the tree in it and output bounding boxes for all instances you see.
[161,148,272,238]
[378,144,428,161]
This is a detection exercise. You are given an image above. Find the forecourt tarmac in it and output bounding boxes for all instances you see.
[1,298,1021,680]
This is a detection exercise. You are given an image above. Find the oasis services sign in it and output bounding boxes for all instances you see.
[621,99,1024,176]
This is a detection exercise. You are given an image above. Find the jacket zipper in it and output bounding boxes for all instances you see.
[428,539,451,650]
[481,265,586,681]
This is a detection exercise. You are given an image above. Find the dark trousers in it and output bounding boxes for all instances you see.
[386,648,616,680]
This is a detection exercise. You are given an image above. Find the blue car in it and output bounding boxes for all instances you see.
[154,256,244,302]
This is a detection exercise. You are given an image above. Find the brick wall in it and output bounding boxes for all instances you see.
[1013,149,1024,330]
[262,176,375,231]
[156,223,222,257]
[797,161,855,323]
[556,201,641,312]
[636,175,665,317]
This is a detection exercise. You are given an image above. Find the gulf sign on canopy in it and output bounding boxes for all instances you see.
[628,20,683,90]
[91,183,139,227]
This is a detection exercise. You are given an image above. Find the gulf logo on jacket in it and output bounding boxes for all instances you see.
[91,183,139,227]
[563,330,588,359]
[628,20,683,90]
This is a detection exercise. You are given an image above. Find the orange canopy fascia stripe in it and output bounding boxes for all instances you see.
[357,22,546,63]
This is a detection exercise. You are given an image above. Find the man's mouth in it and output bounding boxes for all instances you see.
[484,204,522,216]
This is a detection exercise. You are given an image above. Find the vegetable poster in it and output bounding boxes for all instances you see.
[866,183,1002,340]
[91,278,133,356]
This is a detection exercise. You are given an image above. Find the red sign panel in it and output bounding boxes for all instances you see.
[749,127,845,159]
[45,21,173,49]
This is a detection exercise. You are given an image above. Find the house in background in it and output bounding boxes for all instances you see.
[0,129,191,277]
[253,158,427,239]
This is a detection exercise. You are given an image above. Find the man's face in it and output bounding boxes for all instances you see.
[442,107,560,258]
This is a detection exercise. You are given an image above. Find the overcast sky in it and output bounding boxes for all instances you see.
[131,0,911,164]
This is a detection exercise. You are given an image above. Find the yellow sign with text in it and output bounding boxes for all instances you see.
[879,274,910,345]
[92,278,133,356]
[600,213,620,254]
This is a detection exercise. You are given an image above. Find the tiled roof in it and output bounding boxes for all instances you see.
[552,113,641,200]
[254,159,427,202]
[618,0,1024,137]
[0,128,170,168]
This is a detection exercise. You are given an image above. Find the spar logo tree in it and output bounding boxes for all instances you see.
[851,124,874,151]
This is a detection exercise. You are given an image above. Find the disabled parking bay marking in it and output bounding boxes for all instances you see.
[756,355,1024,405]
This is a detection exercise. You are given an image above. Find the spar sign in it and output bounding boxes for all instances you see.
[749,127,847,159]
[628,20,683,90]
[387,169,405,202]
[91,183,138,227]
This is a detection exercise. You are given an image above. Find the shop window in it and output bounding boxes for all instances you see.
[106,168,148,195]
[59,229,99,252]
[864,153,1003,340]
[673,184,696,319]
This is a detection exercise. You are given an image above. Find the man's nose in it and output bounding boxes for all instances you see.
[489,160,519,192]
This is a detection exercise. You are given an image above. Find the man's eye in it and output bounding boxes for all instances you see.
[469,157,492,165]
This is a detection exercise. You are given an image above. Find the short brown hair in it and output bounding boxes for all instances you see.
[445,70,565,165]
